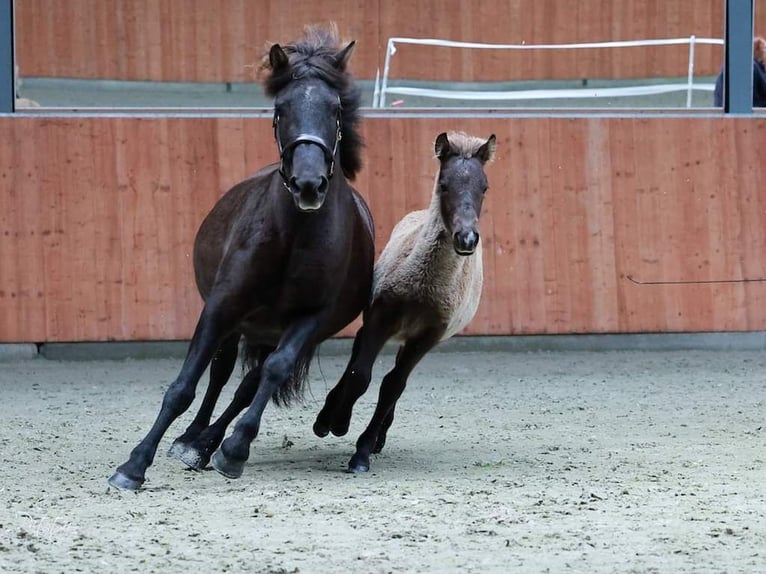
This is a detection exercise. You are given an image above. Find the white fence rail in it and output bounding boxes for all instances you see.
[373,36,725,108]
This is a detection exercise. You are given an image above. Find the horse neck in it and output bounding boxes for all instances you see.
[411,176,468,278]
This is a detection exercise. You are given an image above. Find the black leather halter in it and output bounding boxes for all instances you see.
[273,99,342,190]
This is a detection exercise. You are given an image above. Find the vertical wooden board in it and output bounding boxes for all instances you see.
[732,119,766,330]
[214,117,249,196]
[0,119,47,342]
[481,123,516,334]
[583,118,619,332]
[39,119,98,340]
[505,119,549,333]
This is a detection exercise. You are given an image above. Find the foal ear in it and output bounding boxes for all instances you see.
[434,132,451,160]
[269,44,290,71]
[333,41,356,70]
[476,134,497,164]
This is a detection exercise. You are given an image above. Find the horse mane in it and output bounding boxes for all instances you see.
[259,24,363,180]
[441,131,497,161]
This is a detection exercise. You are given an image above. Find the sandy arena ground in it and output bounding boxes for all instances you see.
[0,348,764,573]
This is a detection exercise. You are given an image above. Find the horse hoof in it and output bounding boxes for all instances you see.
[177,447,210,471]
[329,423,349,437]
[108,471,144,491]
[347,455,370,474]
[211,449,244,479]
[167,440,190,459]
[312,419,330,438]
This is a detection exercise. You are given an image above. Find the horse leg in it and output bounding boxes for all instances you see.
[313,304,395,438]
[348,331,440,473]
[175,345,274,470]
[108,299,237,490]
[167,333,240,461]
[372,410,395,454]
[211,317,321,479]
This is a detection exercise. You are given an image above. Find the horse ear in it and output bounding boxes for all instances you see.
[269,44,289,71]
[435,132,451,160]
[476,134,497,164]
[334,41,356,70]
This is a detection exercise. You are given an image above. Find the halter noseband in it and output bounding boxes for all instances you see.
[273,99,343,190]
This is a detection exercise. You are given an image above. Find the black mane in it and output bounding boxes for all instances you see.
[261,25,363,180]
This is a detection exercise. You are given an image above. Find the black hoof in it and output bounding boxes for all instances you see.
[330,422,350,437]
[347,454,370,474]
[211,449,245,479]
[108,471,144,491]
[177,446,211,471]
[313,419,330,438]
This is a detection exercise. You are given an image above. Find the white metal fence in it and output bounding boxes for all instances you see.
[372,36,725,108]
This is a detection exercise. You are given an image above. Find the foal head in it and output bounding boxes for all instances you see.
[261,25,363,212]
[434,132,497,255]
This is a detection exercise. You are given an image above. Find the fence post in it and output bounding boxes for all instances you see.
[724,0,754,113]
[0,0,13,113]
[686,35,696,108]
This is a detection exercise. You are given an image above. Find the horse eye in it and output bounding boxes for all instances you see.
[482,186,488,195]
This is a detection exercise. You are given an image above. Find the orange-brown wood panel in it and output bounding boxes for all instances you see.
[15,0,380,82]
[1,115,766,342]
[16,0,750,83]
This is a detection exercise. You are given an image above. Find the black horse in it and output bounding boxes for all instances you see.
[109,25,374,490]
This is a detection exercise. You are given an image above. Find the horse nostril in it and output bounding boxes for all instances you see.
[453,230,479,254]
[317,175,328,195]
[291,176,325,196]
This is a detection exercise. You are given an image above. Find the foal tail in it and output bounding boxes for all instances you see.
[242,342,316,407]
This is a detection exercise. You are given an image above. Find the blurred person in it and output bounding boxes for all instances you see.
[713,36,766,107]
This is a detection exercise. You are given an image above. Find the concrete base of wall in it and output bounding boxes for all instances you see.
[2,331,763,362]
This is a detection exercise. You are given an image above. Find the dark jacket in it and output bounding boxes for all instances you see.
[713,59,766,107]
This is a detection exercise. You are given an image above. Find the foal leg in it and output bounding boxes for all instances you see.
[211,317,322,479]
[168,333,240,461]
[348,331,440,473]
[313,305,396,438]
[176,345,274,470]
[108,299,237,490]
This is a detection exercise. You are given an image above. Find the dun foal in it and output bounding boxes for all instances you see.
[314,131,497,472]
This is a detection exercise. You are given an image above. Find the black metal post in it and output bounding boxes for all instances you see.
[0,0,14,112]
[724,0,755,113]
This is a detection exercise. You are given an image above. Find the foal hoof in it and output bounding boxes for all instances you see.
[108,471,144,491]
[347,454,370,474]
[211,449,245,479]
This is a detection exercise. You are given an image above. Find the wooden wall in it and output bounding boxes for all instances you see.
[1,114,765,343]
[14,0,734,83]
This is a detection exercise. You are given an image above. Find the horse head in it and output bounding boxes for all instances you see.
[434,132,496,255]
[263,26,360,213]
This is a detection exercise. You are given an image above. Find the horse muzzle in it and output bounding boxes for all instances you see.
[288,174,328,212]
[453,229,480,256]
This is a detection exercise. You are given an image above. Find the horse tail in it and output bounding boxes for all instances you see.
[242,341,315,407]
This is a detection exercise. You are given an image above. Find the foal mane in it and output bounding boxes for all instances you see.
[259,24,363,180]
[441,131,497,161]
